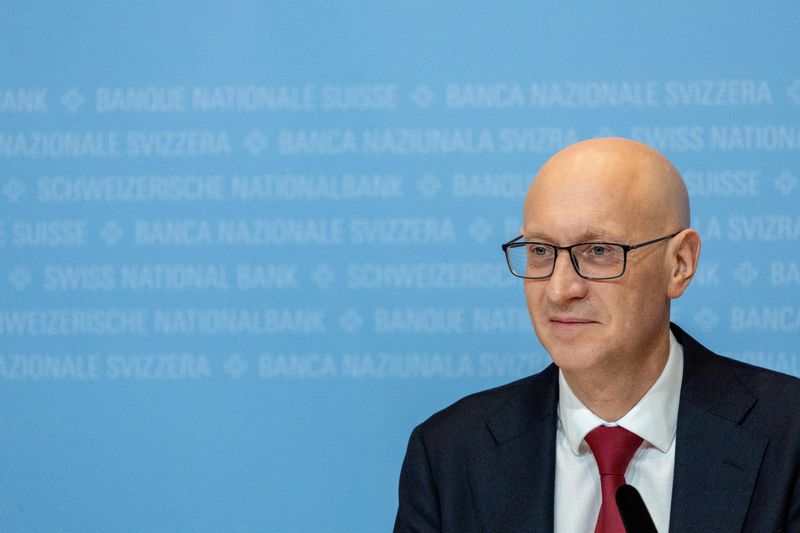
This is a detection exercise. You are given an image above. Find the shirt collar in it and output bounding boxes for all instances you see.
[557,330,684,455]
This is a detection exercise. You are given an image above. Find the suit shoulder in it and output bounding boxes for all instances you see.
[719,353,800,401]
[423,374,533,427]
[414,364,557,446]
[674,322,800,405]
[690,346,800,426]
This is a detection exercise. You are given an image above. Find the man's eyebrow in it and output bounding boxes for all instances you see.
[521,230,554,241]
[522,225,620,243]
[579,225,619,241]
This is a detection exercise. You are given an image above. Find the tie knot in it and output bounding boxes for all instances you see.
[584,425,643,476]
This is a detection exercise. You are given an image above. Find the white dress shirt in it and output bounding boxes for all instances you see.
[554,331,684,533]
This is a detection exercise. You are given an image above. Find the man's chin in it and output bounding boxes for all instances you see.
[546,348,605,373]
[539,335,605,372]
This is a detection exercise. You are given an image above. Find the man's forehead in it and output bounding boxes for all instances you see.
[523,169,651,240]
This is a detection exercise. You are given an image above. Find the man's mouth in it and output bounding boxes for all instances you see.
[548,317,598,331]
[549,317,596,324]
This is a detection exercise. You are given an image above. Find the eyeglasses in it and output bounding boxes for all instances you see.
[501,231,682,280]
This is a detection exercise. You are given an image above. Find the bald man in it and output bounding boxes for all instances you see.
[394,138,800,533]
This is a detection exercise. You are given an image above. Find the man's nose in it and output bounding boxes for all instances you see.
[545,250,589,304]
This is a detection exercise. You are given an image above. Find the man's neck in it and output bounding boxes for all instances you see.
[561,330,671,422]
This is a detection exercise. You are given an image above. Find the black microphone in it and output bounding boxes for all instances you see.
[616,484,657,533]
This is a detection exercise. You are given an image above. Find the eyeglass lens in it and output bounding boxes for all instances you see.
[506,243,626,279]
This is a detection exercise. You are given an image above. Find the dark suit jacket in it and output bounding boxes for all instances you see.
[394,323,800,532]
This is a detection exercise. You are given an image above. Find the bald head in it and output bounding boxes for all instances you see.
[524,138,690,239]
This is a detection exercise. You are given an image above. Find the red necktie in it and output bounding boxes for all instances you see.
[584,426,643,533]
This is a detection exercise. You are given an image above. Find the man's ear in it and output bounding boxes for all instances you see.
[667,229,701,299]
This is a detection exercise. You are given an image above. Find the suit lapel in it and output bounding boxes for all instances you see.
[468,364,559,533]
[669,324,768,533]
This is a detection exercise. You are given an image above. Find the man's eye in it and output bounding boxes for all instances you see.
[530,246,549,256]
[591,245,609,256]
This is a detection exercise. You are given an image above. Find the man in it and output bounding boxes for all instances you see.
[394,138,800,532]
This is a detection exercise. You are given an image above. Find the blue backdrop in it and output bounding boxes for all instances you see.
[1,2,799,531]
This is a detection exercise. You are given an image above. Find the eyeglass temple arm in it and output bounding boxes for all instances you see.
[501,235,524,250]
[626,231,682,251]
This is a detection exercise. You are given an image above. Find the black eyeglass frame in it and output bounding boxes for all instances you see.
[501,231,683,281]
